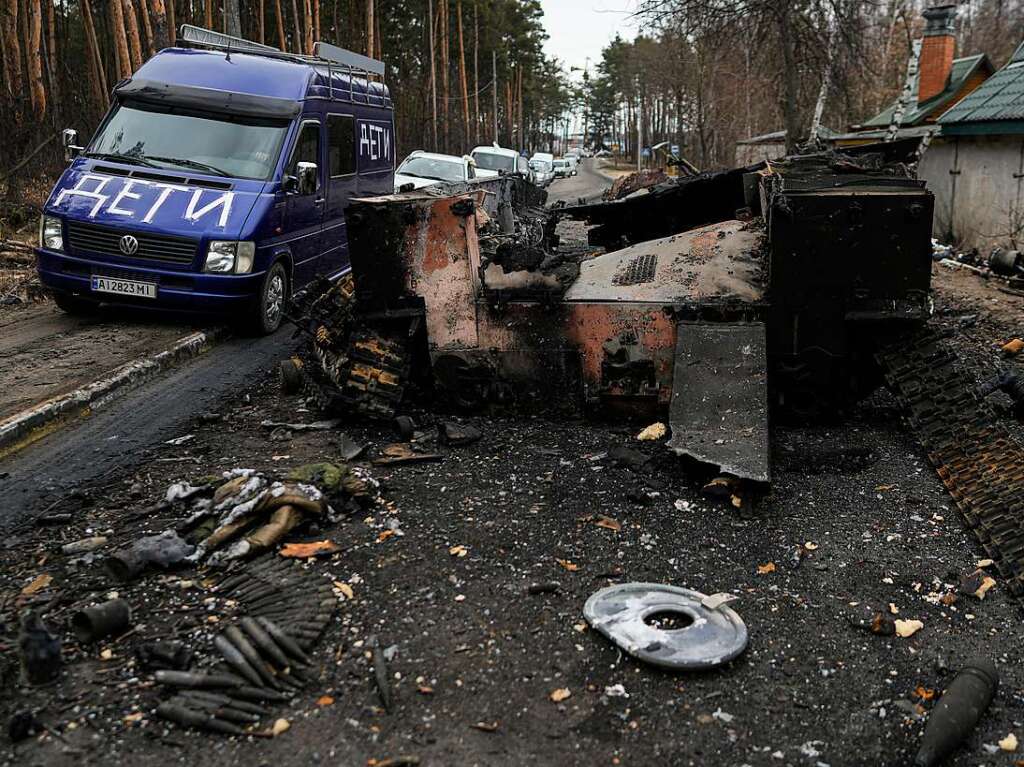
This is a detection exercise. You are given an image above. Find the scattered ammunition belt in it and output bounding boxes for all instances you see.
[154,557,334,735]
[877,328,1024,596]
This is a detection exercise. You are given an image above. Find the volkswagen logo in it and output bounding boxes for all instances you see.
[118,234,139,256]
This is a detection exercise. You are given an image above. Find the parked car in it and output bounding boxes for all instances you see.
[595,149,612,157]
[37,26,395,335]
[563,155,579,174]
[528,158,554,187]
[394,151,475,191]
[470,144,528,179]
[552,159,571,178]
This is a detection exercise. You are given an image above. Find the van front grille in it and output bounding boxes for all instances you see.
[66,221,198,266]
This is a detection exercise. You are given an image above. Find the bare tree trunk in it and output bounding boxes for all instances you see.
[365,0,373,57]
[166,0,174,46]
[81,0,107,104]
[440,0,448,152]
[0,0,24,101]
[224,0,241,37]
[775,1,799,154]
[428,0,437,151]
[26,0,45,117]
[472,0,478,140]
[204,0,212,29]
[456,0,469,150]
[139,0,155,55]
[289,0,300,51]
[124,0,144,69]
[44,0,57,109]
[257,0,264,43]
[109,0,133,79]
[149,0,169,50]
[311,0,318,45]
[516,65,523,152]
[274,0,285,49]
[301,0,311,52]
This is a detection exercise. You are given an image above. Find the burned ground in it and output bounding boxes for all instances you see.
[1,263,1023,767]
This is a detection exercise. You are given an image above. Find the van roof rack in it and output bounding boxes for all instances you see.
[178,24,386,81]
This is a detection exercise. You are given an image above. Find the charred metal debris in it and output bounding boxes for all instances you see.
[286,146,932,495]
[7,463,384,740]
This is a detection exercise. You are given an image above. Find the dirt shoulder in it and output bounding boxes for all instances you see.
[1,263,1023,767]
[0,301,209,422]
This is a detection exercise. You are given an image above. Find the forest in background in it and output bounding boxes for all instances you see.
[0,0,568,221]
[583,0,1024,169]
[1,0,1022,223]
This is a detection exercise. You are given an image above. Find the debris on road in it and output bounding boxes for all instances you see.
[71,598,132,643]
[583,583,747,669]
[915,657,998,767]
[105,529,194,582]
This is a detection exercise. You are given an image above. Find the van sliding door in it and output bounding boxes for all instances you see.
[324,114,357,276]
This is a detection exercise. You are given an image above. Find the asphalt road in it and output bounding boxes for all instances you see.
[545,158,610,204]
[0,328,298,534]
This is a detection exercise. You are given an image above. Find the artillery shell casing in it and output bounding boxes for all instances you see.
[257,617,312,664]
[224,625,281,690]
[154,670,241,689]
[214,634,264,688]
[231,685,289,703]
[239,617,291,669]
[171,695,260,725]
[156,702,246,736]
[369,636,393,713]
[179,690,270,716]
[915,657,999,767]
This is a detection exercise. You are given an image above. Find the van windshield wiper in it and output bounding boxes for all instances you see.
[146,156,231,177]
[85,152,160,168]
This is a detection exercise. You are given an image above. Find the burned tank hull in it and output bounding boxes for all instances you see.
[293,150,933,485]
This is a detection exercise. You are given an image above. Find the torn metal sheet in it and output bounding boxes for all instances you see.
[583,583,748,670]
[667,322,769,483]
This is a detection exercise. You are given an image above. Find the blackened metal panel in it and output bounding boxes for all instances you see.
[667,322,770,483]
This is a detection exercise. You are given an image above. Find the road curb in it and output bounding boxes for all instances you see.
[0,326,228,458]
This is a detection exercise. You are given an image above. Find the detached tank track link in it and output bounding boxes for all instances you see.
[299,326,410,421]
[877,328,1024,597]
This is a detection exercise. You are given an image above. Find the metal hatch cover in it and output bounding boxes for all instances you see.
[667,322,769,483]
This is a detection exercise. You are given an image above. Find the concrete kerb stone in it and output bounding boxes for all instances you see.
[0,327,228,457]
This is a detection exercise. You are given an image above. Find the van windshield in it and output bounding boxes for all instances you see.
[88,104,289,181]
[472,152,514,172]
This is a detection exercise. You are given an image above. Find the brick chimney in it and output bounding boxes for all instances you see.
[919,5,957,103]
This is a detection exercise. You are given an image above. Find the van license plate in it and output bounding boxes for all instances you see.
[91,276,157,299]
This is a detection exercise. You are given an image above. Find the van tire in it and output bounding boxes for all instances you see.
[249,261,289,335]
[53,292,99,316]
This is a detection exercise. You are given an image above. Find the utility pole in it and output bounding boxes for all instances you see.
[492,49,498,143]
[428,0,437,152]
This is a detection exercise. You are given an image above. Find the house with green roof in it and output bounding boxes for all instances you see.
[834,5,995,148]
[926,40,1024,248]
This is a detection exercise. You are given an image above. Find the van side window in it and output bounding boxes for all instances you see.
[287,121,320,190]
[327,115,356,177]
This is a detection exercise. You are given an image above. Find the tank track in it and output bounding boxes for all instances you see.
[877,328,1024,597]
[301,326,409,420]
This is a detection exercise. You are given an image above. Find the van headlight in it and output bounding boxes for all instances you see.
[40,215,63,251]
[205,241,255,274]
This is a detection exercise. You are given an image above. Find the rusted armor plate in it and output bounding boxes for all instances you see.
[666,321,770,483]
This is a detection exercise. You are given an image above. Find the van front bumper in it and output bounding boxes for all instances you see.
[35,248,265,312]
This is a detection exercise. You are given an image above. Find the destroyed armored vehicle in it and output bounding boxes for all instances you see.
[288,148,933,487]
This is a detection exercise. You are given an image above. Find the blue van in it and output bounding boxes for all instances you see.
[36,26,395,333]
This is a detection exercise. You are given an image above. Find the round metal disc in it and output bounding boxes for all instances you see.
[583,583,748,670]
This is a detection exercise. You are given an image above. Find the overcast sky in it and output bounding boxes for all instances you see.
[539,0,638,80]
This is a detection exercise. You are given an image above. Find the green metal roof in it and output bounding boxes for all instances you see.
[858,54,990,129]
[939,42,1024,128]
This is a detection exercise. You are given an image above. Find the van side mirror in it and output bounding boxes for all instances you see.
[294,161,317,195]
[62,129,83,162]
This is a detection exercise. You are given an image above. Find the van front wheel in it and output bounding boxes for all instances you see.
[250,262,289,335]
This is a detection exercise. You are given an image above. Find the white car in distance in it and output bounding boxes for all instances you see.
[394,151,476,192]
